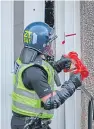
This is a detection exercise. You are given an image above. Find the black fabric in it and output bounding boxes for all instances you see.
[43,73,82,110]
[22,66,52,98]
[69,73,82,89]
[52,56,72,73]
[11,115,26,129]
[43,94,61,110]
[20,47,38,64]
[11,115,51,129]
[43,80,76,110]
[54,70,61,86]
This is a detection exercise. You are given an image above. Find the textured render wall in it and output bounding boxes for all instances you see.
[80,1,94,129]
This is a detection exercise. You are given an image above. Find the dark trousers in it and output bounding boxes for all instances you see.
[11,115,51,129]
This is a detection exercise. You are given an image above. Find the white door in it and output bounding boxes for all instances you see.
[1,1,14,129]
[1,1,81,129]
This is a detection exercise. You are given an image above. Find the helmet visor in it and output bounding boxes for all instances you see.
[43,34,57,57]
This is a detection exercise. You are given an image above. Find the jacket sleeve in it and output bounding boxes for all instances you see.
[43,80,76,110]
[43,73,82,110]
[22,65,53,98]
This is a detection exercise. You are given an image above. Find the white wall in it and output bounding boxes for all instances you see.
[1,1,81,129]
[0,1,1,129]
[64,1,81,129]
[55,1,81,129]
[1,1,14,129]
[24,1,45,28]
[54,1,65,129]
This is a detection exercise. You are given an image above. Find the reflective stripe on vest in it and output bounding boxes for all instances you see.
[12,101,53,118]
[12,58,54,119]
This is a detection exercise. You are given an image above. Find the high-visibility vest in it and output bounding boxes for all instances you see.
[12,58,55,119]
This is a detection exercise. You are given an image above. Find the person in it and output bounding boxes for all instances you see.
[11,22,82,129]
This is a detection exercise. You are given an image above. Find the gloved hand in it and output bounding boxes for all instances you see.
[69,73,82,89]
[53,56,72,73]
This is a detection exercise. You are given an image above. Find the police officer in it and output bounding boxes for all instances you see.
[11,22,82,129]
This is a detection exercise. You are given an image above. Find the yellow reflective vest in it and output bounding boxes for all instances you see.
[12,58,55,119]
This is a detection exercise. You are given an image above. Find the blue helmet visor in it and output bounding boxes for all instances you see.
[43,35,58,57]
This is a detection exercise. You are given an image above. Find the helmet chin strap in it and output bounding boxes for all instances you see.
[45,55,55,63]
